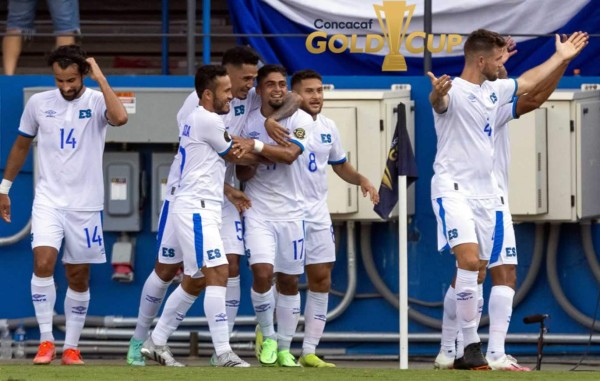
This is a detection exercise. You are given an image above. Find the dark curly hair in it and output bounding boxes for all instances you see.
[47,44,90,75]
[464,29,506,56]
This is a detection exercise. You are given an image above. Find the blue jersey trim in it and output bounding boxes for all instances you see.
[218,142,233,157]
[436,198,451,252]
[193,213,204,268]
[489,211,505,265]
[511,78,518,99]
[511,96,520,119]
[155,200,170,255]
[328,157,347,165]
[289,139,305,152]
[18,131,35,138]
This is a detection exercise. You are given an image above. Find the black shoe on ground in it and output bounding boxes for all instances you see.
[453,356,469,370]
[461,342,491,370]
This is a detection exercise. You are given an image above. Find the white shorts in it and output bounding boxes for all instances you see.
[156,200,183,265]
[432,196,504,262]
[221,200,244,255]
[488,201,518,268]
[243,216,305,275]
[31,204,106,264]
[172,209,228,278]
[305,220,336,266]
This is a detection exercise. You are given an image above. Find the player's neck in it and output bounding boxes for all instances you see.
[200,99,215,113]
[460,65,485,85]
[260,105,275,119]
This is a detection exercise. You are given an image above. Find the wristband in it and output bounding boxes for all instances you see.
[253,139,264,153]
[0,179,13,194]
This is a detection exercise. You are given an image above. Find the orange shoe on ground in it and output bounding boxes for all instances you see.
[33,341,56,365]
[61,348,85,365]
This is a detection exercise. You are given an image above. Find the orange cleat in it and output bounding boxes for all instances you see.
[61,348,85,365]
[33,341,56,365]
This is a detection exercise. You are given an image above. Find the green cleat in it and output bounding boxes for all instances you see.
[254,325,263,361]
[127,338,145,366]
[277,350,300,367]
[258,338,278,366]
[299,353,336,368]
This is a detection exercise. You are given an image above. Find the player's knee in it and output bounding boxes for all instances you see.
[252,265,273,292]
[227,256,240,277]
[277,274,299,295]
[155,263,181,282]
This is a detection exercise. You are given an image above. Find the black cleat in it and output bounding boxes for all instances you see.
[461,342,491,370]
[453,356,469,370]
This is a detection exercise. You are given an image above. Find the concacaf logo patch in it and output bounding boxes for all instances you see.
[293,128,306,139]
[224,131,232,142]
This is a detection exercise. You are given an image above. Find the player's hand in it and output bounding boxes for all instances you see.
[0,194,12,223]
[427,72,452,97]
[264,118,290,147]
[555,31,589,62]
[231,136,255,158]
[86,57,106,82]
[501,36,518,65]
[360,179,379,205]
[225,187,252,213]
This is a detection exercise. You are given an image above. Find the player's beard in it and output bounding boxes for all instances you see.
[60,84,84,101]
[482,66,498,81]
[269,99,283,109]
[214,98,230,115]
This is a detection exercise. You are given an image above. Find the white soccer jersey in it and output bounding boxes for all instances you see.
[431,77,517,198]
[172,106,233,213]
[18,88,110,211]
[493,99,518,197]
[241,108,314,221]
[163,89,260,203]
[301,114,347,223]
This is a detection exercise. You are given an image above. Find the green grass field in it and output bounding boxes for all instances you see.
[1,365,599,381]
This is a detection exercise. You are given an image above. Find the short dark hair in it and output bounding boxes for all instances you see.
[47,44,90,75]
[291,69,322,89]
[195,64,228,98]
[221,46,260,67]
[257,64,287,85]
[464,29,506,56]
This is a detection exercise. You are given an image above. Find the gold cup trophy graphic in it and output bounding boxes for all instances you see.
[373,1,416,71]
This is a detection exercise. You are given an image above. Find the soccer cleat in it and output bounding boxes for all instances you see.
[277,350,300,367]
[486,354,531,371]
[61,348,85,365]
[254,324,263,361]
[459,342,491,370]
[140,337,185,367]
[433,351,454,370]
[214,351,251,367]
[209,352,218,366]
[258,338,278,366]
[127,338,145,366]
[33,341,56,365]
[453,356,469,370]
[299,353,335,368]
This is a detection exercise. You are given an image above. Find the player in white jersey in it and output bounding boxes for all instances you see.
[236,64,315,367]
[428,29,588,370]
[0,45,128,365]
[140,65,261,368]
[288,69,379,367]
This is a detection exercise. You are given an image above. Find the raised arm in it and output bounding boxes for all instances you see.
[0,135,34,222]
[332,161,379,204]
[516,62,567,116]
[515,32,588,96]
[264,92,302,146]
[427,72,451,114]
[86,57,128,126]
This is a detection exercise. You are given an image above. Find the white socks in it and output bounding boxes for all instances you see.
[487,285,515,360]
[152,285,196,346]
[225,276,241,334]
[251,287,276,340]
[276,292,301,352]
[440,286,458,358]
[133,270,172,341]
[302,291,328,356]
[31,275,56,343]
[455,268,479,347]
[205,286,231,356]
[63,288,90,350]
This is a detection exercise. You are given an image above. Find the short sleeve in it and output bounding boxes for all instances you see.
[18,96,40,138]
[492,78,518,106]
[288,110,314,152]
[92,93,109,126]
[195,113,233,156]
[246,88,261,112]
[328,121,347,165]
[177,90,199,127]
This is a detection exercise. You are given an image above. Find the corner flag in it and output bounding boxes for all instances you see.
[373,103,418,219]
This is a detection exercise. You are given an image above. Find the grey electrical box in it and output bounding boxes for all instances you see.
[103,152,141,231]
[151,152,177,232]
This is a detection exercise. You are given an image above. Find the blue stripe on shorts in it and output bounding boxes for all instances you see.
[193,213,204,268]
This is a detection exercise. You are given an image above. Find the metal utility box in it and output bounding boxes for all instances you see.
[510,89,600,222]
[322,89,414,221]
[103,152,141,231]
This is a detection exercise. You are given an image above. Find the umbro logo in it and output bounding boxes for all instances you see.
[254,303,271,313]
[225,300,240,307]
[467,94,477,102]
[72,306,87,315]
[176,312,185,321]
[215,313,228,322]
[32,294,47,302]
[315,314,327,322]
[456,292,473,301]
[248,131,260,139]
[145,295,162,304]
[44,110,57,118]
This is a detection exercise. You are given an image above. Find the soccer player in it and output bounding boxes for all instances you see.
[428,29,588,370]
[140,64,259,367]
[127,46,299,366]
[236,64,315,367]
[435,33,587,371]
[289,69,379,367]
[0,44,128,365]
